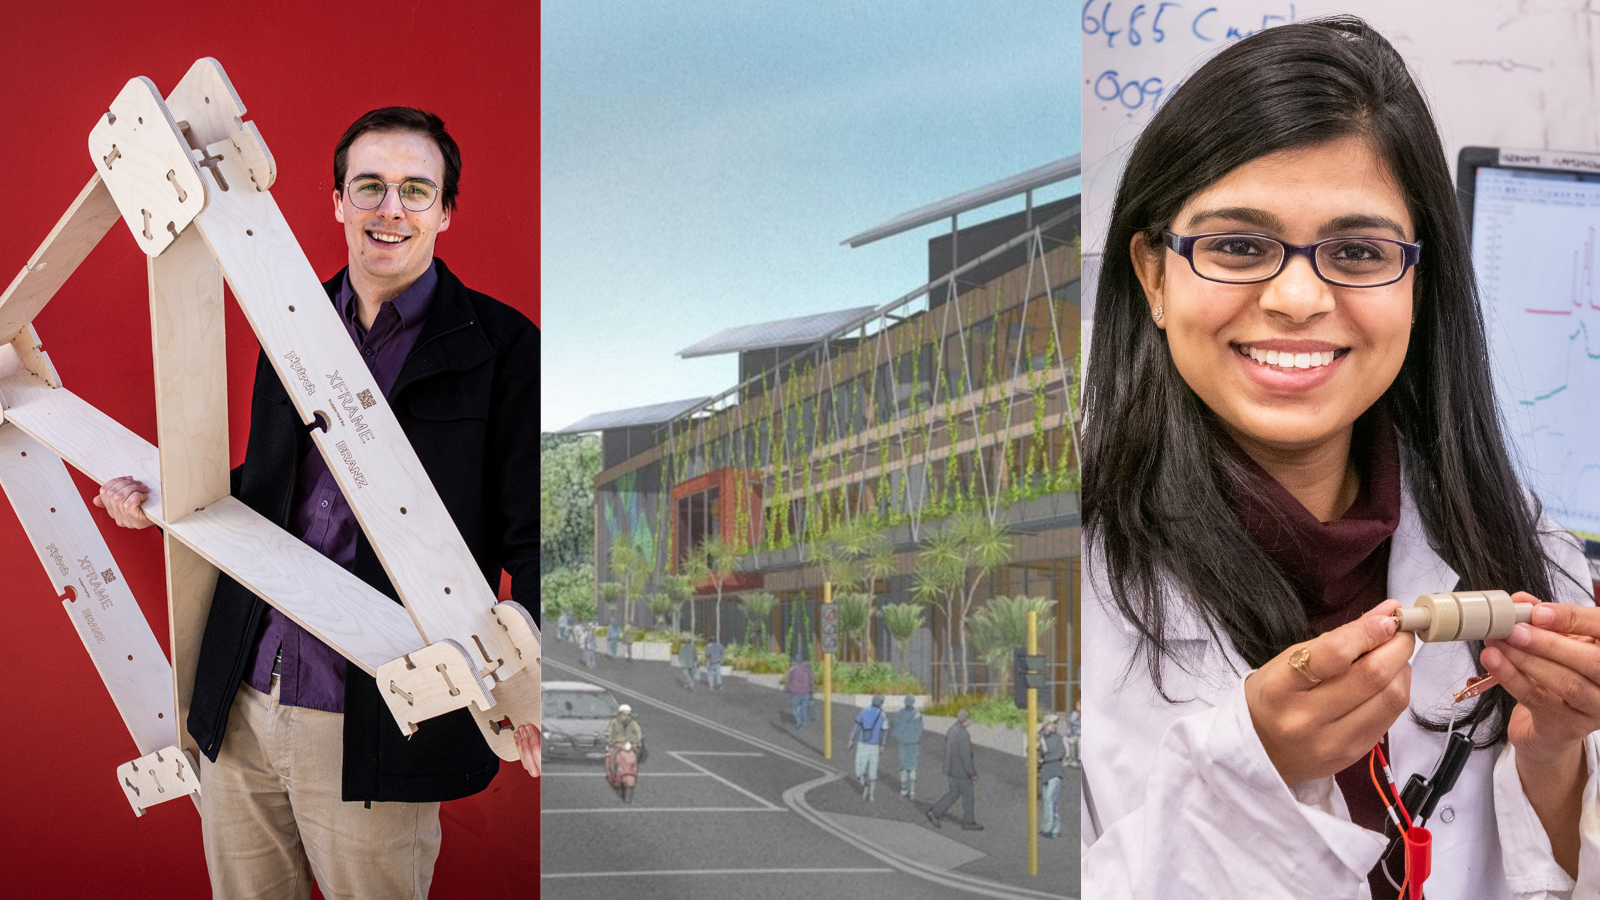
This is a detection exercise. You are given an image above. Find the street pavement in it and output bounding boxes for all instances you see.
[540,638,1079,900]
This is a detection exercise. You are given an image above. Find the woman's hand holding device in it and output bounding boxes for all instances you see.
[1483,594,1600,762]
[1479,593,1598,874]
[1245,600,1416,786]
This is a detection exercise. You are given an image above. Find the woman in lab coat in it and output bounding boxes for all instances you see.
[1081,17,1600,899]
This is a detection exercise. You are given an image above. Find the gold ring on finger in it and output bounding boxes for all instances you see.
[1288,645,1323,685]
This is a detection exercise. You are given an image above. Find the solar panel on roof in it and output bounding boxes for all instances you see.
[677,305,879,359]
[842,155,1081,249]
[554,396,713,433]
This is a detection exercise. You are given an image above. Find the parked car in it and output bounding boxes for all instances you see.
[541,680,622,760]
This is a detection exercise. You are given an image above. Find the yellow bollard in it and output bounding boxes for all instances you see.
[824,581,833,761]
[1027,610,1039,878]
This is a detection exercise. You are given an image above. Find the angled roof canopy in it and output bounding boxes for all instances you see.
[556,396,714,433]
[676,305,878,359]
[841,155,1081,249]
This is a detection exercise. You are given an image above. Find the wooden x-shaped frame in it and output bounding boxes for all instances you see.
[0,58,540,817]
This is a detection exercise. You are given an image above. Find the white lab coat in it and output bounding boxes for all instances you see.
[1081,479,1600,899]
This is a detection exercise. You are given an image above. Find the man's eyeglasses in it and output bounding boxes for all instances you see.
[342,177,441,212]
[1163,231,1421,288]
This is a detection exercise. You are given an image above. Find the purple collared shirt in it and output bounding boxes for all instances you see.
[242,261,438,712]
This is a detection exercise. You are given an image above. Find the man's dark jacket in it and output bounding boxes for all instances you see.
[186,258,538,803]
[944,723,977,780]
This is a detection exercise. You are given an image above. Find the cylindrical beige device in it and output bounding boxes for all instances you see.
[1392,590,1532,642]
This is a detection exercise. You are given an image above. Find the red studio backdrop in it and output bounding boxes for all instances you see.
[0,3,537,897]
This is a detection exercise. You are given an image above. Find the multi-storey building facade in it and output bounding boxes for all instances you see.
[560,164,1080,708]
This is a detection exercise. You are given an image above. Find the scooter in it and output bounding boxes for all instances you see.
[606,740,641,803]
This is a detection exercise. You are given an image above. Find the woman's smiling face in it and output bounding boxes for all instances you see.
[1132,135,1415,457]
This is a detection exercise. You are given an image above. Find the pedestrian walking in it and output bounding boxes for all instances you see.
[1039,713,1066,839]
[848,695,889,800]
[678,639,698,691]
[579,622,597,669]
[705,638,725,690]
[1067,698,1081,768]
[607,621,621,659]
[891,695,924,799]
[784,658,813,727]
[557,609,571,643]
[925,709,982,831]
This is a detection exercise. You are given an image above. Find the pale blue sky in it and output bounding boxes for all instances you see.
[541,2,1081,432]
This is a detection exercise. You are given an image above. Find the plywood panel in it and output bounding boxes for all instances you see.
[0,425,174,755]
[0,369,424,674]
[0,176,120,347]
[149,220,229,763]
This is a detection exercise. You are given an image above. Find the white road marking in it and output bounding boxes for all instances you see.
[670,751,783,810]
[539,771,711,777]
[542,867,895,879]
[540,806,787,815]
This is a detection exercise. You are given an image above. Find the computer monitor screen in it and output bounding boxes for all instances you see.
[1465,149,1600,536]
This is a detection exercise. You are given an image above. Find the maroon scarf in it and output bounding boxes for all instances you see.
[1214,408,1404,899]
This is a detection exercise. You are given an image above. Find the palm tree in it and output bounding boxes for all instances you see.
[880,602,924,671]
[662,573,696,634]
[909,564,955,699]
[600,581,623,626]
[687,536,740,643]
[812,518,896,661]
[917,512,1013,694]
[968,595,1055,697]
[738,591,777,651]
[646,592,674,627]
[835,591,873,662]
[608,542,651,628]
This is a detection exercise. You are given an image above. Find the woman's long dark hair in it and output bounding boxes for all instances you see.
[1082,16,1575,747]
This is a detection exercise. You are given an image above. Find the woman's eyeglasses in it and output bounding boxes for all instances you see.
[1163,231,1421,287]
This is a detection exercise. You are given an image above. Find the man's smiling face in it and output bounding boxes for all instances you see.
[333,130,451,290]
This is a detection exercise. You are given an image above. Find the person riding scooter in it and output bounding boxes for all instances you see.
[602,704,645,801]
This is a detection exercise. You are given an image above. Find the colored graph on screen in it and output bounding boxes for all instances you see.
[1474,166,1600,533]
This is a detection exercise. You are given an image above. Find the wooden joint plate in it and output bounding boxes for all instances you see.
[116,746,200,817]
[492,601,541,666]
[374,639,496,736]
[166,57,276,190]
[471,655,540,762]
[88,77,207,257]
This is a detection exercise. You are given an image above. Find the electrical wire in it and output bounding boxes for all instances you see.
[1382,851,1406,893]
[1374,742,1413,827]
[1371,742,1414,897]
[1370,746,1410,842]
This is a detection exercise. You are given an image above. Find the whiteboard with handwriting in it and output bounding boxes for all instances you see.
[1081,1,1600,269]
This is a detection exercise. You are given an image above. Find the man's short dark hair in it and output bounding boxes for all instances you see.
[333,107,462,213]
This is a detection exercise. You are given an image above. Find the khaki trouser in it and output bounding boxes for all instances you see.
[200,677,441,900]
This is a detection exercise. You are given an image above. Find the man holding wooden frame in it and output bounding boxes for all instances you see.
[96,106,539,899]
